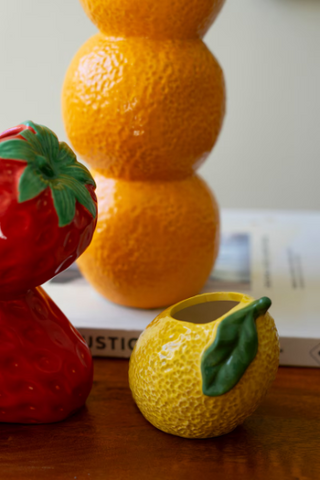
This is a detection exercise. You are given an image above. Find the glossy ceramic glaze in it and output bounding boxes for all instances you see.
[0,287,93,424]
[0,122,97,299]
[0,121,97,423]
[129,292,280,438]
[62,0,226,308]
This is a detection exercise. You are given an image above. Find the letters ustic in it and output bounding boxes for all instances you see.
[82,334,138,356]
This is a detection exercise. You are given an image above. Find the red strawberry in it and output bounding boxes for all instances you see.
[0,287,93,423]
[0,121,97,299]
[0,121,96,423]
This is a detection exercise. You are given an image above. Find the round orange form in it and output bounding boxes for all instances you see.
[62,0,226,308]
[77,172,220,309]
[62,35,225,181]
[78,0,226,39]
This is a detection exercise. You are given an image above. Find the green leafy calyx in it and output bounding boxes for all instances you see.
[0,120,96,227]
[201,297,272,397]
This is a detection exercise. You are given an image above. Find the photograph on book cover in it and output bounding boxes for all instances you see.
[207,233,251,291]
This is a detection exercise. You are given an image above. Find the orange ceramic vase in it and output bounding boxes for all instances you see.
[62,0,226,308]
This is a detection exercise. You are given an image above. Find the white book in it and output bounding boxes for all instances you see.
[43,209,320,368]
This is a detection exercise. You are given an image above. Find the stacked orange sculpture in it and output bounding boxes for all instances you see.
[62,0,226,309]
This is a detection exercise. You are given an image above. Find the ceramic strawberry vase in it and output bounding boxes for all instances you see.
[0,121,97,423]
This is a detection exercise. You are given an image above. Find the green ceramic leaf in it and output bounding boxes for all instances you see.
[0,138,36,161]
[0,120,97,226]
[23,120,60,162]
[18,165,47,202]
[201,297,272,397]
[51,186,76,227]
[19,127,43,155]
[58,142,78,166]
[59,175,97,219]
[61,163,96,186]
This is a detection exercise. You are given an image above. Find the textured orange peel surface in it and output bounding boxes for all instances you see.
[62,35,225,180]
[77,173,220,308]
[62,0,226,308]
[78,0,226,39]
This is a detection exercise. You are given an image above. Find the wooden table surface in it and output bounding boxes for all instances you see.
[1,358,320,480]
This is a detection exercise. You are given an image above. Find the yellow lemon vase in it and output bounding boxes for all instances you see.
[62,0,226,308]
[129,292,280,438]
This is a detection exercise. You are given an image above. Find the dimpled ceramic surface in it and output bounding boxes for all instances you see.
[129,293,280,438]
[77,173,220,309]
[0,287,93,424]
[62,0,226,308]
[79,0,226,39]
[62,35,225,180]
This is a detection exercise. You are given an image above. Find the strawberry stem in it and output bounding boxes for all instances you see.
[0,121,96,227]
[36,155,55,178]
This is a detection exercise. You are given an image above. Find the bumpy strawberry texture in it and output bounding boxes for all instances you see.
[0,121,97,423]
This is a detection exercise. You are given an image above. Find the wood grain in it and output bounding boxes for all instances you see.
[0,359,319,480]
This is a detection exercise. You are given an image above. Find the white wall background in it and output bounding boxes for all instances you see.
[0,0,319,210]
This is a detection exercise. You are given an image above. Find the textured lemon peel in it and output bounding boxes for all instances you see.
[129,294,280,438]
